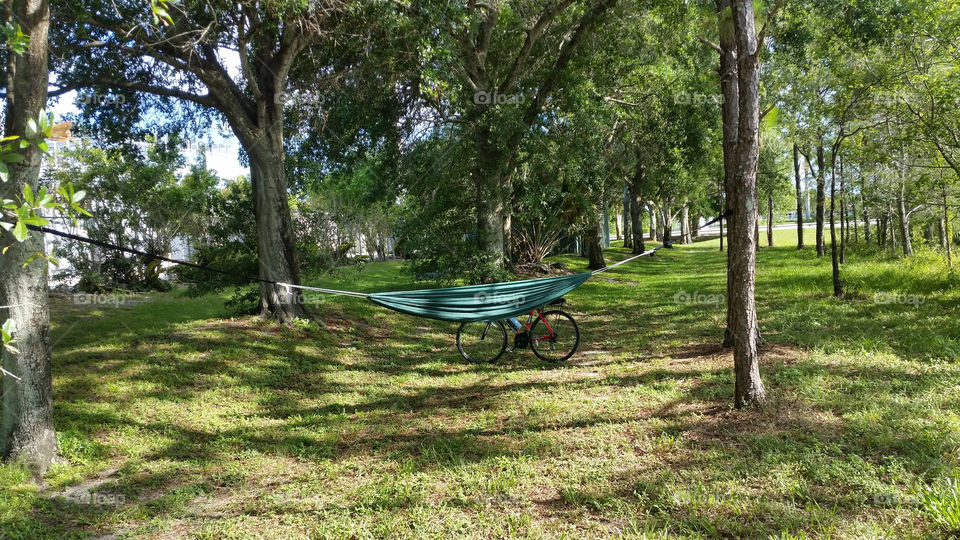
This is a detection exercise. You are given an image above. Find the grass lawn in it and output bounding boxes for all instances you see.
[2,229,960,538]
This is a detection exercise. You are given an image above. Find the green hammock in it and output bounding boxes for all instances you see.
[367,272,592,322]
[21,220,677,324]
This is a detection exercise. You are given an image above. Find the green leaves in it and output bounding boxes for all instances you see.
[1,318,16,353]
[150,0,176,26]
[2,22,29,55]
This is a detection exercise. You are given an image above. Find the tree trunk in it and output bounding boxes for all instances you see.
[474,164,506,265]
[852,199,859,244]
[245,127,308,322]
[829,161,842,297]
[661,203,673,245]
[718,176,725,252]
[727,0,766,408]
[815,145,826,257]
[945,184,953,268]
[629,160,646,254]
[862,177,871,245]
[897,185,913,258]
[793,143,804,249]
[680,204,691,244]
[767,192,774,247]
[716,0,739,349]
[1,0,58,476]
[585,221,605,270]
[622,182,632,249]
[839,155,846,264]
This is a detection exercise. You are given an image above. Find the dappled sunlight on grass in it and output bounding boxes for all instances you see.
[2,229,959,538]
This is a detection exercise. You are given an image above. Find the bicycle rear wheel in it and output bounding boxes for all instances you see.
[529,310,580,362]
[456,320,507,363]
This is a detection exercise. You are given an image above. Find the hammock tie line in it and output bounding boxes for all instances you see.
[11,213,729,321]
[276,282,370,298]
[591,244,671,275]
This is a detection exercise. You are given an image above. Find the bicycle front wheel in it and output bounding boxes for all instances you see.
[456,320,507,363]
[530,310,580,362]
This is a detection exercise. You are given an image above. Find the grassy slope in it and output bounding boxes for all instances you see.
[2,229,959,539]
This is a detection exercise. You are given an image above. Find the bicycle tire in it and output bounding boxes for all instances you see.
[529,310,580,362]
[456,320,507,363]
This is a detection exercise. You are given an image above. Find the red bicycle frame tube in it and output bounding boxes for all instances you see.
[512,309,556,342]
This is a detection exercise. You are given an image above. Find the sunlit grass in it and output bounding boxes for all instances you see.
[1,229,958,538]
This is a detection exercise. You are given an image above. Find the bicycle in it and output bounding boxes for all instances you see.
[455,298,580,363]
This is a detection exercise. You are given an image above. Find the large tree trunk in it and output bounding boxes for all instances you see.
[622,182,632,249]
[715,0,740,349]
[473,130,507,265]
[661,203,673,245]
[815,145,826,257]
[793,143,804,249]
[1,0,58,476]
[726,0,765,407]
[585,221,605,270]
[244,120,307,322]
[629,159,646,254]
[767,192,774,247]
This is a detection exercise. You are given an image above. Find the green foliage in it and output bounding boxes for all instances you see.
[47,137,204,292]
[173,177,259,295]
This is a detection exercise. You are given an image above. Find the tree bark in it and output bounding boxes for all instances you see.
[897,183,913,258]
[661,203,673,245]
[718,176,725,252]
[862,177,871,245]
[648,207,657,242]
[766,192,774,247]
[585,221,605,270]
[629,159,646,253]
[622,182,632,249]
[680,204,691,244]
[793,143,804,248]
[727,0,765,407]
[242,117,307,321]
[945,184,953,268]
[815,145,826,257]
[1,0,58,475]
[716,0,739,348]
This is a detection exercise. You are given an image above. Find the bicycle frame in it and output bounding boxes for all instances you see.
[510,309,557,342]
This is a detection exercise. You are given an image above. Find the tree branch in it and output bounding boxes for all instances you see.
[498,0,577,95]
[755,0,787,54]
[698,37,722,54]
[88,77,216,107]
